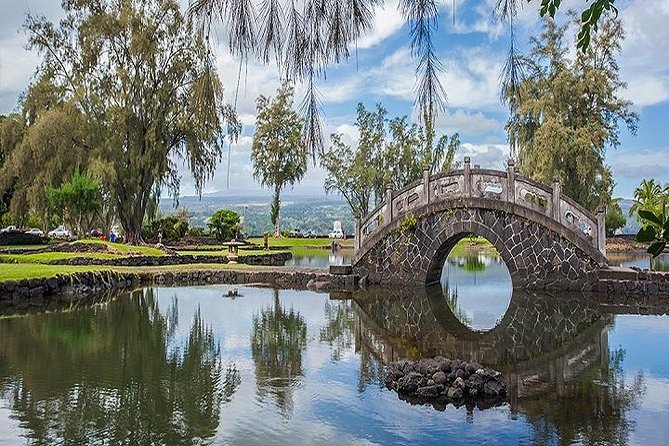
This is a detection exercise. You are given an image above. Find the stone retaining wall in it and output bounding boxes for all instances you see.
[594,267,669,296]
[0,267,358,315]
[47,252,292,267]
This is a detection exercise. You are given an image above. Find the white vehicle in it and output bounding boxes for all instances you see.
[26,228,44,236]
[0,225,18,233]
[328,229,344,239]
[48,226,71,238]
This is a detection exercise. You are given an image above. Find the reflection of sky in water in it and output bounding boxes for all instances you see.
[284,251,354,267]
[1,286,669,444]
[440,250,512,331]
[608,252,669,271]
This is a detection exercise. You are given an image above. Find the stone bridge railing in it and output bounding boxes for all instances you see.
[354,158,605,257]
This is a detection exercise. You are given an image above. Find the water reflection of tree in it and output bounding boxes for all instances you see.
[0,288,237,445]
[519,348,646,446]
[319,300,355,361]
[357,347,385,393]
[651,254,669,272]
[250,288,307,416]
[441,283,473,327]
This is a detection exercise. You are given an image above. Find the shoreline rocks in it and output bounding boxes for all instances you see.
[0,267,359,316]
[384,357,507,409]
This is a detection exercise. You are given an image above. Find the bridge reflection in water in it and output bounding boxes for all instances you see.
[346,286,614,402]
[342,285,649,443]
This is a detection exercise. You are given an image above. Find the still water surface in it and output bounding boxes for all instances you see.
[0,250,668,445]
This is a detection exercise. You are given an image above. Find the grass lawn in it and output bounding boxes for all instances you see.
[176,249,287,257]
[76,240,165,256]
[0,262,264,282]
[0,245,49,251]
[0,264,112,280]
[0,252,128,264]
[448,238,499,258]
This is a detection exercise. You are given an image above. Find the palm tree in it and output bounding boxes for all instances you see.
[630,179,663,218]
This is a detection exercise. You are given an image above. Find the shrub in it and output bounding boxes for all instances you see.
[208,209,241,241]
[399,214,417,233]
[605,201,626,237]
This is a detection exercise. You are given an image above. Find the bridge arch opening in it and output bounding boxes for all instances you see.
[435,232,513,332]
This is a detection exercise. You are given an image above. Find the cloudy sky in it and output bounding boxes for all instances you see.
[0,0,667,200]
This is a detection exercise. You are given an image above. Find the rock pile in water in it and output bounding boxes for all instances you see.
[384,357,506,407]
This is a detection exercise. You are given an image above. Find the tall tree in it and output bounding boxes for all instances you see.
[322,103,459,219]
[251,82,307,237]
[189,0,618,157]
[0,106,87,227]
[503,17,637,211]
[24,0,236,243]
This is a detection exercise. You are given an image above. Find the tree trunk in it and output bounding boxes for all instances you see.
[274,213,281,238]
[272,186,281,238]
[124,225,143,245]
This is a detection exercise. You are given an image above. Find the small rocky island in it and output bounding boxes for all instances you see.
[384,357,507,409]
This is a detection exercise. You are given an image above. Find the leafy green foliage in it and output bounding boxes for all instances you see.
[399,214,417,233]
[251,83,307,236]
[538,1,617,52]
[142,215,190,242]
[504,17,637,212]
[208,209,241,242]
[0,109,86,226]
[48,170,102,236]
[21,0,235,244]
[633,179,669,258]
[322,103,459,218]
[605,200,626,237]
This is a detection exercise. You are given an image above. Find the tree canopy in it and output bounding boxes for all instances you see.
[503,17,637,211]
[321,103,459,218]
[17,0,237,243]
[251,82,307,236]
[208,209,241,241]
[48,170,102,236]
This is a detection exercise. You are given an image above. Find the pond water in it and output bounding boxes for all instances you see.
[607,251,669,271]
[1,250,668,445]
[283,249,354,268]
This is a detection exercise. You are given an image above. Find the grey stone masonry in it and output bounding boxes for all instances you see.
[354,159,608,290]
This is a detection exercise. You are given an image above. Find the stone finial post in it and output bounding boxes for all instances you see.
[354,217,361,253]
[552,178,561,220]
[596,206,606,257]
[422,168,430,205]
[506,159,516,203]
[463,157,471,197]
[385,185,394,223]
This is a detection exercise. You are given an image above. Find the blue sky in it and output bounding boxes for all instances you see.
[0,0,667,200]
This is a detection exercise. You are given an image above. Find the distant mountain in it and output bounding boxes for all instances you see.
[617,199,640,235]
[160,194,354,236]
[160,194,641,237]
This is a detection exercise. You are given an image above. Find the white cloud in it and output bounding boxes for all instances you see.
[435,108,500,135]
[608,147,669,181]
[618,0,669,107]
[456,142,509,169]
[357,0,405,49]
[367,45,506,111]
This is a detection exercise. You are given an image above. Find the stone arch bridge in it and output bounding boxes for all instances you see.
[353,158,607,290]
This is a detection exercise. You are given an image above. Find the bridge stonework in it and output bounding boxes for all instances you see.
[353,158,608,291]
